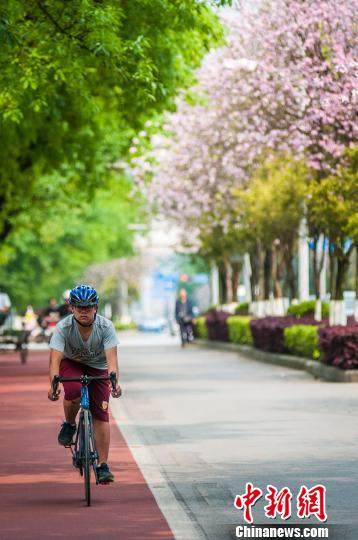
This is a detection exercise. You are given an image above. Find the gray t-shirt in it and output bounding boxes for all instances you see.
[50,314,118,370]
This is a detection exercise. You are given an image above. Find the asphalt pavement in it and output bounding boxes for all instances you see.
[111,331,358,540]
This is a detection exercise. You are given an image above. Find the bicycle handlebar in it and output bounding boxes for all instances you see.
[51,372,117,401]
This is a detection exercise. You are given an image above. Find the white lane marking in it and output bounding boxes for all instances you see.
[110,398,207,540]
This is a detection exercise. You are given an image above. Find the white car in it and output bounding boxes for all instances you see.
[138,318,167,333]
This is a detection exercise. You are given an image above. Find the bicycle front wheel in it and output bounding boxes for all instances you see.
[83,410,91,506]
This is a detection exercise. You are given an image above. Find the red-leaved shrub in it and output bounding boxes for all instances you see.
[205,310,231,342]
[250,316,321,353]
[319,325,358,370]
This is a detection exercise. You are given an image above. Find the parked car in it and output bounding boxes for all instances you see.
[138,317,167,333]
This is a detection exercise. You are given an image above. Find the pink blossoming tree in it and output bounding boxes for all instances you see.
[131,0,357,304]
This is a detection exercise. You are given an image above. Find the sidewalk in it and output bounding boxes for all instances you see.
[0,351,174,540]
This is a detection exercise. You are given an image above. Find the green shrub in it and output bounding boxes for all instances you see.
[234,302,250,315]
[113,320,137,331]
[227,316,253,345]
[284,325,321,360]
[287,300,329,319]
[195,316,208,339]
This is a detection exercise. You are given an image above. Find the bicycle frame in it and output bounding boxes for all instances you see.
[71,381,98,483]
[80,378,91,410]
[51,372,117,505]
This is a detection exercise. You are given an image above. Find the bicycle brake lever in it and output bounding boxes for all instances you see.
[109,371,117,390]
[51,375,61,400]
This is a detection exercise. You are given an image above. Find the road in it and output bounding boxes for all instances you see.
[1,335,357,540]
[111,332,358,539]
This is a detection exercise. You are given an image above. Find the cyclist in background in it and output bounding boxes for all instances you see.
[175,288,195,346]
[48,285,121,484]
[39,297,61,325]
[37,297,61,341]
[58,290,72,319]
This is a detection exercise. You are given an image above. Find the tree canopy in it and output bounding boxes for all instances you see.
[0,0,225,308]
[0,174,145,310]
[132,0,357,301]
[0,0,224,243]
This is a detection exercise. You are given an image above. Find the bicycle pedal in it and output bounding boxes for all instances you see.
[98,480,111,485]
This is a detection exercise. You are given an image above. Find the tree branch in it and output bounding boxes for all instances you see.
[36,1,92,52]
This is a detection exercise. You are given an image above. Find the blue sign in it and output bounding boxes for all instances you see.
[153,272,178,297]
[192,273,209,285]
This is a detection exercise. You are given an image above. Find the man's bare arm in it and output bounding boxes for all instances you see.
[105,346,121,398]
[48,349,63,400]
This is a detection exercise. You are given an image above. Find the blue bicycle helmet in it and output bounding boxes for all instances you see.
[69,285,99,307]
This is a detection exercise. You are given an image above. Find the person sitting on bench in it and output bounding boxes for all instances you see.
[0,289,11,327]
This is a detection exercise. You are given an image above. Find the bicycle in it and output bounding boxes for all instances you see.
[179,318,194,347]
[51,371,117,506]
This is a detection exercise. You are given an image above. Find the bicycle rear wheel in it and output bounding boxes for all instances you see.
[83,410,91,506]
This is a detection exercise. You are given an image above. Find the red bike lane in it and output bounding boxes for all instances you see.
[0,351,174,540]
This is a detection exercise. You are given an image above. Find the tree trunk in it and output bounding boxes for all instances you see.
[312,235,325,299]
[355,247,358,322]
[256,242,265,301]
[231,261,241,302]
[329,250,336,299]
[283,242,297,300]
[218,262,226,304]
[355,247,358,297]
[264,249,271,300]
[332,244,354,300]
[224,259,234,303]
[249,247,258,301]
[334,257,350,300]
[271,242,283,299]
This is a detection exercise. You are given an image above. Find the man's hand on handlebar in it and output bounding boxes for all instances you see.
[109,371,122,398]
[48,376,61,401]
[111,384,122,398]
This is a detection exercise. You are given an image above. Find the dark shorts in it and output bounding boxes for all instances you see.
[59,358,110,422]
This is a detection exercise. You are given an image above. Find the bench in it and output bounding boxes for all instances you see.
[0,329,31,364]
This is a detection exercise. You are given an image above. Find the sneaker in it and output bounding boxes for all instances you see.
[58,422,76,446]
[96,463,114,484]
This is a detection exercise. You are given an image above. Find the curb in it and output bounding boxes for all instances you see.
[195,339,358,383]
[111,399,207,540]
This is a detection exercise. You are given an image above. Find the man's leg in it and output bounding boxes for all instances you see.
[87,371,114,481]
[63,397,80,423]
[58,359,83,446]
[179,321,186,345]
[93,418,110,465]
[187,322,194,341]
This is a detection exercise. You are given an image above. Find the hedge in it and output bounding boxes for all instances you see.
[194,316,208,339]
[319,325,358,370]
[284,325,320,360]
[197,310,358,370]
[234,302,250,315]
[205,309,230,341]
[287,300,329,319]
[249,316,319,354]
[227,316,253,345]
[249,316,295,353]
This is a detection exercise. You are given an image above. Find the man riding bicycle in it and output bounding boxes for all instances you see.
[175,288,195,346]
[48,285,121,484]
